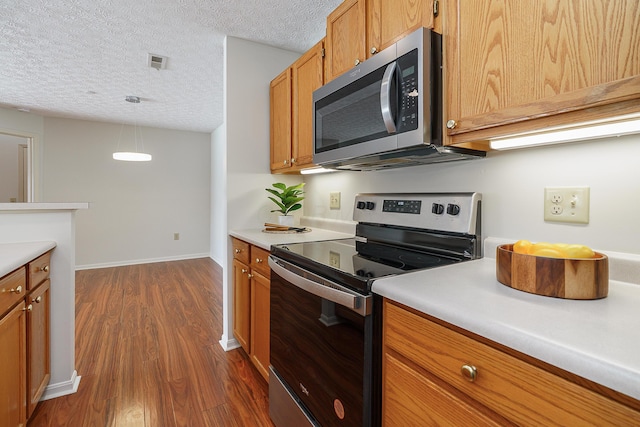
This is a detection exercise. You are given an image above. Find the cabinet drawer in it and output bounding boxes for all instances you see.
[28,251,51,291]
[384,300,640,427]
[383,352,509,427]
[1,268,26,317]
[231,238,250,264]
[250,246,270,277]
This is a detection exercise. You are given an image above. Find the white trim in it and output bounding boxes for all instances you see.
[40,370,81,401]
[219,335,240,352]
[75,253,211,270]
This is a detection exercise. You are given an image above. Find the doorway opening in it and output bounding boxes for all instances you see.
[0,132,33,202]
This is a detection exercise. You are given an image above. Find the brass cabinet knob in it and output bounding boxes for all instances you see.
[255,258,263,264]
[291,158,296,164]
[370,47,378,54]
[235,248,241,254]
[354,59,361,66]
[461,364,478,382]
[283,160,288,165]
[446,119,458,130]
[241,268,248,274]
[32,296,42,304]
[40,265,49,272]
[247,273,254,279]
[9,285,23,294]
[23,304,33,312]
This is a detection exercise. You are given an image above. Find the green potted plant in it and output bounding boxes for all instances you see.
[266,182,305,225]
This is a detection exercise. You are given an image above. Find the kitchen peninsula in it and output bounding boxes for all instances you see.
[0,202,88,403]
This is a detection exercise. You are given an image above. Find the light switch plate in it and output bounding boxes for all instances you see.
[544,187,590,224]
[330,192,341,209]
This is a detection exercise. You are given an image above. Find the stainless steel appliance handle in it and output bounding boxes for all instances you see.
[380,61,398,134]
[268,256,371,317]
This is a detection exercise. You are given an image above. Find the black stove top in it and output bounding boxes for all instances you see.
[270,193,482,295]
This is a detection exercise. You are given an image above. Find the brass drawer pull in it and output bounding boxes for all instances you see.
[241,268,248,274]
[461,364,477,382]
[255,258,263,264]
[32,296,42,304]
[235,248,242,254]
[23,304,33,312]
[40,265,49,273]
[8,285,23,294]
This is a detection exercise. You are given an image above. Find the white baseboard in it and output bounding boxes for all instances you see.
[41,370,81,401]
[219,336,240,351]
[75,253,212,270]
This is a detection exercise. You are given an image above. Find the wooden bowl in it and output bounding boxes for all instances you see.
[496,244,609,299]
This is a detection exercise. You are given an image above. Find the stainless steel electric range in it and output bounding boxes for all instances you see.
[268,192,482,427]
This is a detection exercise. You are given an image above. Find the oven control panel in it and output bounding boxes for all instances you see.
[353,193,481,235]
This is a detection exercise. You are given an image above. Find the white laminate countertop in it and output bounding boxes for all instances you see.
[0,241,57,278]
[372,238,640,401]
[229,228,353,251]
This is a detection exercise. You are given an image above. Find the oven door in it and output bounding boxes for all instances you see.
[269,256,373,427]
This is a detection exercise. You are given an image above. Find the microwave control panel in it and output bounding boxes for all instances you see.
[397,48,419,134]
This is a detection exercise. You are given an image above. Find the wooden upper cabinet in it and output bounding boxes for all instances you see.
[292,40,325,170]
[444,0,640,146]
[325,0,437,82]
[270,68,292,171]
[368,0,436,55]
[326,0,367,82]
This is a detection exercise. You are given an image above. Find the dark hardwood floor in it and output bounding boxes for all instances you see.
[28,258,274,426]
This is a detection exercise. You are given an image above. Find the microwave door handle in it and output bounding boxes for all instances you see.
[380,61,398,134]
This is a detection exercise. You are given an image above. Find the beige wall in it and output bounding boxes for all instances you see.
[42,116,211,268]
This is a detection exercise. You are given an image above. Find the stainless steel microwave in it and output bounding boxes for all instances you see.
[313,27,484,171]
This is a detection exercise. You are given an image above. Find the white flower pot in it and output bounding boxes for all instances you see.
[278,215,294,226]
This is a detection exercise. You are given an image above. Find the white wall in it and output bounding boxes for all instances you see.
[211,124,227,265]
[42,117,212,268]
[303,134,640,255]
[218,36,301,349]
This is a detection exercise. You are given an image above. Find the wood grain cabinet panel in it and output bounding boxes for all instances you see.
[26,278,50,418]
[443,0,640,146]
[368,0,436,55]
[250,270,270,381]
[270,68,293,172]
[232,258,251,354]
[383,299,640,426]
[0,301,27,427]
[326,0,367,82]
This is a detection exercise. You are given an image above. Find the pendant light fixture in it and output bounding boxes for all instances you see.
[113,95,152,161]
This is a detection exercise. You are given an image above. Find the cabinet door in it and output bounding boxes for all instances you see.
[326,0,367,82]
[0,302,27,427]
[270,68,293,171]
[368,0,435,55]
[444,0,640,145]
[27,279,50,418]
[232,259,251,353]
[383,352,508,426]
[292,40,324,169]
[250,270,270,381]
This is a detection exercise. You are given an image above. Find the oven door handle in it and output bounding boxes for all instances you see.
[269,256,371,317]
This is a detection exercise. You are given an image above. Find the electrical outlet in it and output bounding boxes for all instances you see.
[329,251,340,268]
[330,192,341,209]
[174,233,180,240]
[544,187,590,224]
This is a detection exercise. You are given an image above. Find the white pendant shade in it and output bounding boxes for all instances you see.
[112,151,152,161]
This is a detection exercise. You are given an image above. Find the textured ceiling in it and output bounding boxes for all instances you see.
[0,0,342,133]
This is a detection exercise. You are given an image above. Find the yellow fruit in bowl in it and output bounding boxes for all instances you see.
[531,247,567,258]
[512,240,532,254]
[563,244,595,259]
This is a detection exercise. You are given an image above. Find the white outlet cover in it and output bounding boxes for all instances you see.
[544,187,590,224]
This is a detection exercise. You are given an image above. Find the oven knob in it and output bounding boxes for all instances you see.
[356,201,366,210]
[431,203,444,215]
[365,202,375,210]
[446,203,460,216]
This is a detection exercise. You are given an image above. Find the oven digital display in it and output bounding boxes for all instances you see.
[382,200,421,214]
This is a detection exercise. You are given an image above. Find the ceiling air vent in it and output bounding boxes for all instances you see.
[148,53,168,70]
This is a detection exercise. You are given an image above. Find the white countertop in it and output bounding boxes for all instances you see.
[0,202,89,211]
[229,227,353,251]
[372,238,640,401]
[0,241,57,278]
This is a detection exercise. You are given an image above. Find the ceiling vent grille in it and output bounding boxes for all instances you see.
[148,53,168,70]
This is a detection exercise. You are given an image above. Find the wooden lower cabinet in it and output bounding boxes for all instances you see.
[0,301,27,427]
[250,270,270,380]
[231,238,271,381]
[27,278,51,418]
[382,299,640,426]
